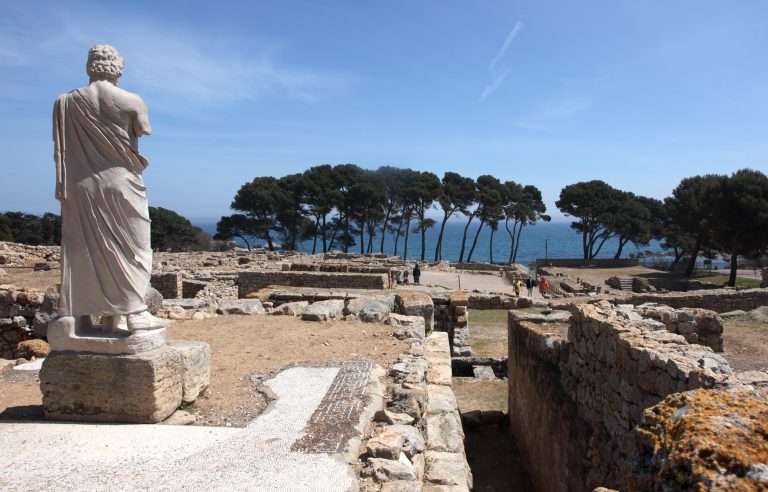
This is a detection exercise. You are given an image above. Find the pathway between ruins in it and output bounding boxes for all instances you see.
[0,364,371,491]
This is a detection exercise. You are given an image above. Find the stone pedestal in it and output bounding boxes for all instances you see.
[40,341,211,423]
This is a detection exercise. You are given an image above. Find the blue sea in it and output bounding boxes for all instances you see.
[194,218,679,266]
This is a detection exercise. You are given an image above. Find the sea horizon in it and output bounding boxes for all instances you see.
[193,218,693,266]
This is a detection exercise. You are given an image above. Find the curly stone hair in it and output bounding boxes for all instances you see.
[86,44,124,81]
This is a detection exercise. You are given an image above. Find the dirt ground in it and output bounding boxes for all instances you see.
[0,316,409,426]
[721,317,768,372]
[1,267,59,291]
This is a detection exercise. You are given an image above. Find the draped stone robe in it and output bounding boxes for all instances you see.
[53,85,152,318]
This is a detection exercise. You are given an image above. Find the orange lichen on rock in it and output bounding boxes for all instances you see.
[628,388,768,491]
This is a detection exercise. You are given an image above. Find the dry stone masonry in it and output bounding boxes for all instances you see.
[238,271,388,297]
[628,287,768,313]
[508,300,767,492]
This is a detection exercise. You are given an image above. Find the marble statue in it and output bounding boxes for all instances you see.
[53,44,166,334]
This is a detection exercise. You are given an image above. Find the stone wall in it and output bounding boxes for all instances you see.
[151,272,182,299]
[289,263,392,274]
[0,241,60,267]
[535,258,639,268]
[0,286,55,358]
[360,319,472,489]
[628,287,768,313]
[237,271,388,297]
[507,301,758,491]
[454,262,501,272]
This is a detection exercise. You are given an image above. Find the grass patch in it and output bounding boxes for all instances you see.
[453,379,508,413]
[696,275,761,288]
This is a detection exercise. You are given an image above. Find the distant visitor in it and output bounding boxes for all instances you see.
[53,44,165,331]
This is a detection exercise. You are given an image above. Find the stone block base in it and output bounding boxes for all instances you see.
[40,341,211,423]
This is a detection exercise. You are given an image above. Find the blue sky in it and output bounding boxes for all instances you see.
[1,0,766,222]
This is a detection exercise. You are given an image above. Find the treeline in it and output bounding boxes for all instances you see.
[0,208,208,252]
[557,169,768,285]
[0,212,61,245]
[217,165,768,286]
[214,164,550,264]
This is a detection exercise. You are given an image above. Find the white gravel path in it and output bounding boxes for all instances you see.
[0,366,355,491]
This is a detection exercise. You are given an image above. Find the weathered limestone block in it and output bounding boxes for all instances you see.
[362,455,418,482]
[301,299,344,321]
[40,345,184,423]
[272,301,309,316]
[397,292,434,332]
[166,340,211,403]
[217,299,266,315]
[387,314,427,341]
[426,412,464,453]
[346,293,396,323]
[424,451,472,488]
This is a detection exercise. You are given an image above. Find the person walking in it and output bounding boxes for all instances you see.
[412,263,421,284]
[539,277,549,296]
[514,278,522,297]
[526,277,533,297]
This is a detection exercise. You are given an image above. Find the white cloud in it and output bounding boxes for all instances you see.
[489,21,522,70]
[0,6,353,113]
[480,70,511,101]
[514,97,591,130]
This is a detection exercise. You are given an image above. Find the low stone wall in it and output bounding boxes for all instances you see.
[289,263,392,274]
[0,286,55,359]
[0,241,60,267]
[237,271,388,297]
[535,258,639,268]
[628,287,768,313]
[151,272,182,299]
[360,320,471,490]
[508,301,759,491]
[454,262,501,272]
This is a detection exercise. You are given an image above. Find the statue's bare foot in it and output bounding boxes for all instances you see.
[127,311,167,331]
[101,315,129,333]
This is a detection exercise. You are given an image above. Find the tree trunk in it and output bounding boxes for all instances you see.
[614,237,629,259]
[458,214,475,263]
[489,227,495,263]
[379,209,391,254]
[420,218,427,261]
[669,247,685,271]
[505,219,517,264]
[394,213,405,256]
[360,222,365,254]
[582,222,589,260]
[402,216,412,260]
[727,242,738,287]
[435,212,450,262]
[684,235,702,277]
[321,215,328,253]
[512,224,524,263]
[467,219,485,262]
[311,216,320,254]
[237,235,251,251]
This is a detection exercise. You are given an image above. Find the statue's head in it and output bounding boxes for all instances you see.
[86,44,124,82]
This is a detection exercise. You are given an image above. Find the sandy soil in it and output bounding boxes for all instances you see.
[1,267,59,291]
[721,317,768,372]
[0,316,409,426]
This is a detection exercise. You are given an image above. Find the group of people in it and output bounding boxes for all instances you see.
[513,276,549,297]
[394,263,421,285]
